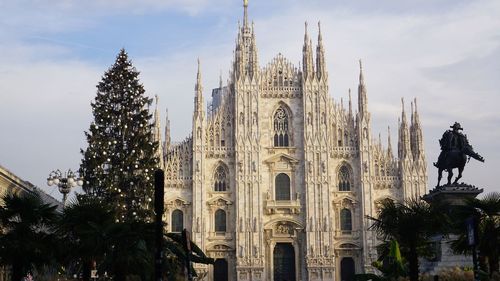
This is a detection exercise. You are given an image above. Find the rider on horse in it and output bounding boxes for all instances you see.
[434,122,484,186]
[434,122,466,168]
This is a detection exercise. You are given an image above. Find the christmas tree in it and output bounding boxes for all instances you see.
[80,49,158,222]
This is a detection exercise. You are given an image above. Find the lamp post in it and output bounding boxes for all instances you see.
[47,169,83,206]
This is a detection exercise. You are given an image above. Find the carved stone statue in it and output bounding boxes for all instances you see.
[434,122,484,186]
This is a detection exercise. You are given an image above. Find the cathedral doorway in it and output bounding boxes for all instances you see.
[213,259,228,281]
[340,257,355,281]
[273,243,296,281]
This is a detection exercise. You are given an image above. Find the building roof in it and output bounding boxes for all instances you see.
[0,163,62,208]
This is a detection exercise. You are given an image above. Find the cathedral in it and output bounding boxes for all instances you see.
[154,2,428,280]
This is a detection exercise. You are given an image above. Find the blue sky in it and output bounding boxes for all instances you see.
[1,0,499,200]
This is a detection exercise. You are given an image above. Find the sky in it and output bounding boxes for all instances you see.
[0,0,499,201]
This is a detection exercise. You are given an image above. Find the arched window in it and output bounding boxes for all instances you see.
[340,208,352,231]
[275,173,291,200]
[273,106,290,147]
[215,209,227,232]
[338,165,352,191]
[171,209,183,233]
[214,165,227,191]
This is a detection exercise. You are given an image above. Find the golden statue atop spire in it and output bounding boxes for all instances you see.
[243,0,249,28]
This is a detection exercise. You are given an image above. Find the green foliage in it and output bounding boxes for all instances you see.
[80,49,159,222]
[163,233,214,280]
[58,197,212,281]
[0,191,212,281]
[367,199,445,281]
[100,221,155,281]
[451,192,500,277]
[355,240,407,281]
[56,196,114,281]
[0,191,58,281]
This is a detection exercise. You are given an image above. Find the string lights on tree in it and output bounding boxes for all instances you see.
[80,49,159,222]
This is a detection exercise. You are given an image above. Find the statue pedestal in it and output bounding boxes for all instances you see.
[420,183,483,275]
[422,183,483,206]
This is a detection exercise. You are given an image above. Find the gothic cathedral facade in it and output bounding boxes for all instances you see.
[154,3,427,281]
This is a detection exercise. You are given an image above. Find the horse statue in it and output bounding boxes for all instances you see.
[434,122,484,186]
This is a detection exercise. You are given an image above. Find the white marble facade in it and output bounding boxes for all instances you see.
[154,2,428,281]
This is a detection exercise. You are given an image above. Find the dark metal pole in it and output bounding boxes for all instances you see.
[154,170,165,281]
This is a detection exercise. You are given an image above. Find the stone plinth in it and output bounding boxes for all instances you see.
[422,183,483,206]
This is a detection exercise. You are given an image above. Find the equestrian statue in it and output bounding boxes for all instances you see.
[434,122,484,186]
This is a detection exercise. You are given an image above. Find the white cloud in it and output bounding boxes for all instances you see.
[1,0,499,199]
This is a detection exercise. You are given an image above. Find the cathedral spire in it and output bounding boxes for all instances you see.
[348,88,353,117]
[249,20,259,79]
[413,98,421,127]
[153,95,164,167]
[195,58,202,93]
[410,100,415,126]
[387,126,393,158]
[153,95,161,142]
[316,21,327,80]
[398,98,411,159]
[164,108,171,152]
[194,58,205,119]
[243,0,249,29]
[401,98,407,127]
[302,22,315,80]
[233,0,258,80]
[411,97,425,160]
[358,60,368,119]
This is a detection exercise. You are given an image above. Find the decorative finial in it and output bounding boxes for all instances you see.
[197,58,201,78]
[317,21,323,43]
[195,58,202,92]
[155,94,159,106]
[243,0,249,27]
[359,59,365,84]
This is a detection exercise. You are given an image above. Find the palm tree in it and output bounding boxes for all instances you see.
[367,199,444,281]
[355,239,407,281]
[163,232,214,280]
[101,220,155,281]
[57,195,214,281]
[0,191,58,281]
[57,195,114,281]
[451,192,500,277]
